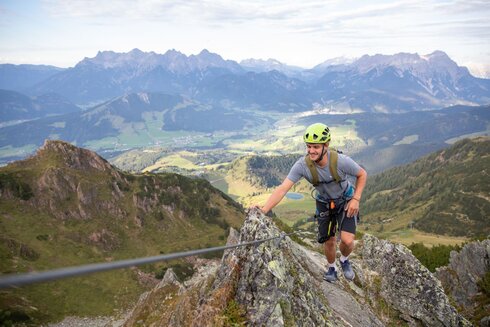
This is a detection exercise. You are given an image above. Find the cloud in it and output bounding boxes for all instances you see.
[39,0,490,39]
[4,0,487,67]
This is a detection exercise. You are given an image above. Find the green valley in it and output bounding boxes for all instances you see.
[193,137,490,248]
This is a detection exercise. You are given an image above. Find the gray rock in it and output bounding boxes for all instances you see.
[361,234,471,326]
[123,209,474,327]
[436,240,490,309]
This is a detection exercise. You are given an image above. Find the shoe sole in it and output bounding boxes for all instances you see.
[323,276,338,283]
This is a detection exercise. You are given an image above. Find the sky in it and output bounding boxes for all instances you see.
[1,0,489,76]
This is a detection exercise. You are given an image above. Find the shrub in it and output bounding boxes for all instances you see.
[408,242,461,272]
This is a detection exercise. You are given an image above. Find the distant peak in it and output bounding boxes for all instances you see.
[196,49,222,59]
[129,48,144,54]
[164,49,184,56]
[36,140,114,172]
[241,58,283,65]
[422,50,451,61]
[429,50,448,57]
[40,139,78,151]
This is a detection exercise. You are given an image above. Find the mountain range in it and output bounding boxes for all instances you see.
[1,93,488,174]
[1,49,489,111]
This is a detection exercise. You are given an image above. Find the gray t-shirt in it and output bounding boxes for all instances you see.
[287,150,361,200]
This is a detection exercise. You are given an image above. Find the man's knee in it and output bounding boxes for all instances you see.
[325,237,336,248]
[340,233,355,247]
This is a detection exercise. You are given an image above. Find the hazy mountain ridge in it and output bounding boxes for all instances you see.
[0,91,265,152]
[0,92,184,148]
[240,58,304,76]
[362,136,490,237]
[0,89,80,122]
[26,49,247,104]
[0,64,64,92]
[0,140,244,323]
[1,49,488,111]
[1,98,487,166]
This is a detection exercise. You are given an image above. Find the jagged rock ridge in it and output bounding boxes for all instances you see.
[123,208,470,326]
[436,239,490,325]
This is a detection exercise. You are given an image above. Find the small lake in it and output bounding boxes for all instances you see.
[285,192,304,200]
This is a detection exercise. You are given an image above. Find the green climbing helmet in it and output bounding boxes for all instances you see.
[303,123,331,143]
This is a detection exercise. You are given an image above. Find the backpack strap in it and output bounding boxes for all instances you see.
[305,155,319,186]
[329,149,341,184]
[304,149,342,186]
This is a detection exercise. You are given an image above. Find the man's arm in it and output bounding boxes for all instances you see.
[260,178,295,214]
[345,167,367,217]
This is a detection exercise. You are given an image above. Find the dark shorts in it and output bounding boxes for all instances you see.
[316,199,358,243]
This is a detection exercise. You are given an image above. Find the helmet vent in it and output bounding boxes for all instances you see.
[304,123,331,143]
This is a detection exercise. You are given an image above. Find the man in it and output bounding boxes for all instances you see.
[257,123,367,282]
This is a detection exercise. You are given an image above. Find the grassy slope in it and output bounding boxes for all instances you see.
[0,143,244,324]
[361,136,490,241]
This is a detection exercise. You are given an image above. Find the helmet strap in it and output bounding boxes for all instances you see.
[315,144,326,163]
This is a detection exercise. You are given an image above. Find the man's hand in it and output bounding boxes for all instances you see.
[250,205,265,213]
[345,198,360,218]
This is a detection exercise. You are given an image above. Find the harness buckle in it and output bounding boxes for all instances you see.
[319,211,329,218]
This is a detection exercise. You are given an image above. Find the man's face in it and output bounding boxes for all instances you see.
[306,143,324,161]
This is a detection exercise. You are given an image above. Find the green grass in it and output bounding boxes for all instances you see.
[274,194,316,226]
[205,172,229,194]
[0,196,239,324]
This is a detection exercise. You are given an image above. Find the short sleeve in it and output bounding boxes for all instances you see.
[286,159,304,183]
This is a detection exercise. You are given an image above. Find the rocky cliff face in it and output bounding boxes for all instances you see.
[123,208,470,326]
[436,240,490,325]
[361,235,470,327]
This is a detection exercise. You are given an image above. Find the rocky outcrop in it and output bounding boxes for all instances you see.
[123,208,470,326]
[436,240,490,324]
[36,140,119,176]
[361,234,470,326]
[123,268,189,326]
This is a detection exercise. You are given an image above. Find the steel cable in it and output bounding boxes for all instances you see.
[0,231,299,289]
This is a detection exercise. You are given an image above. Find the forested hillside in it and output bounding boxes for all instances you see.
[246,154,302,188]
[362,137,490,238]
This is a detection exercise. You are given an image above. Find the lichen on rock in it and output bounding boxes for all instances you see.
[122,208,473,327]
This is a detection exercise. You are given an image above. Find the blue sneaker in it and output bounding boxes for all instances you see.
[323,267,338,282]
[340,259,355,281]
